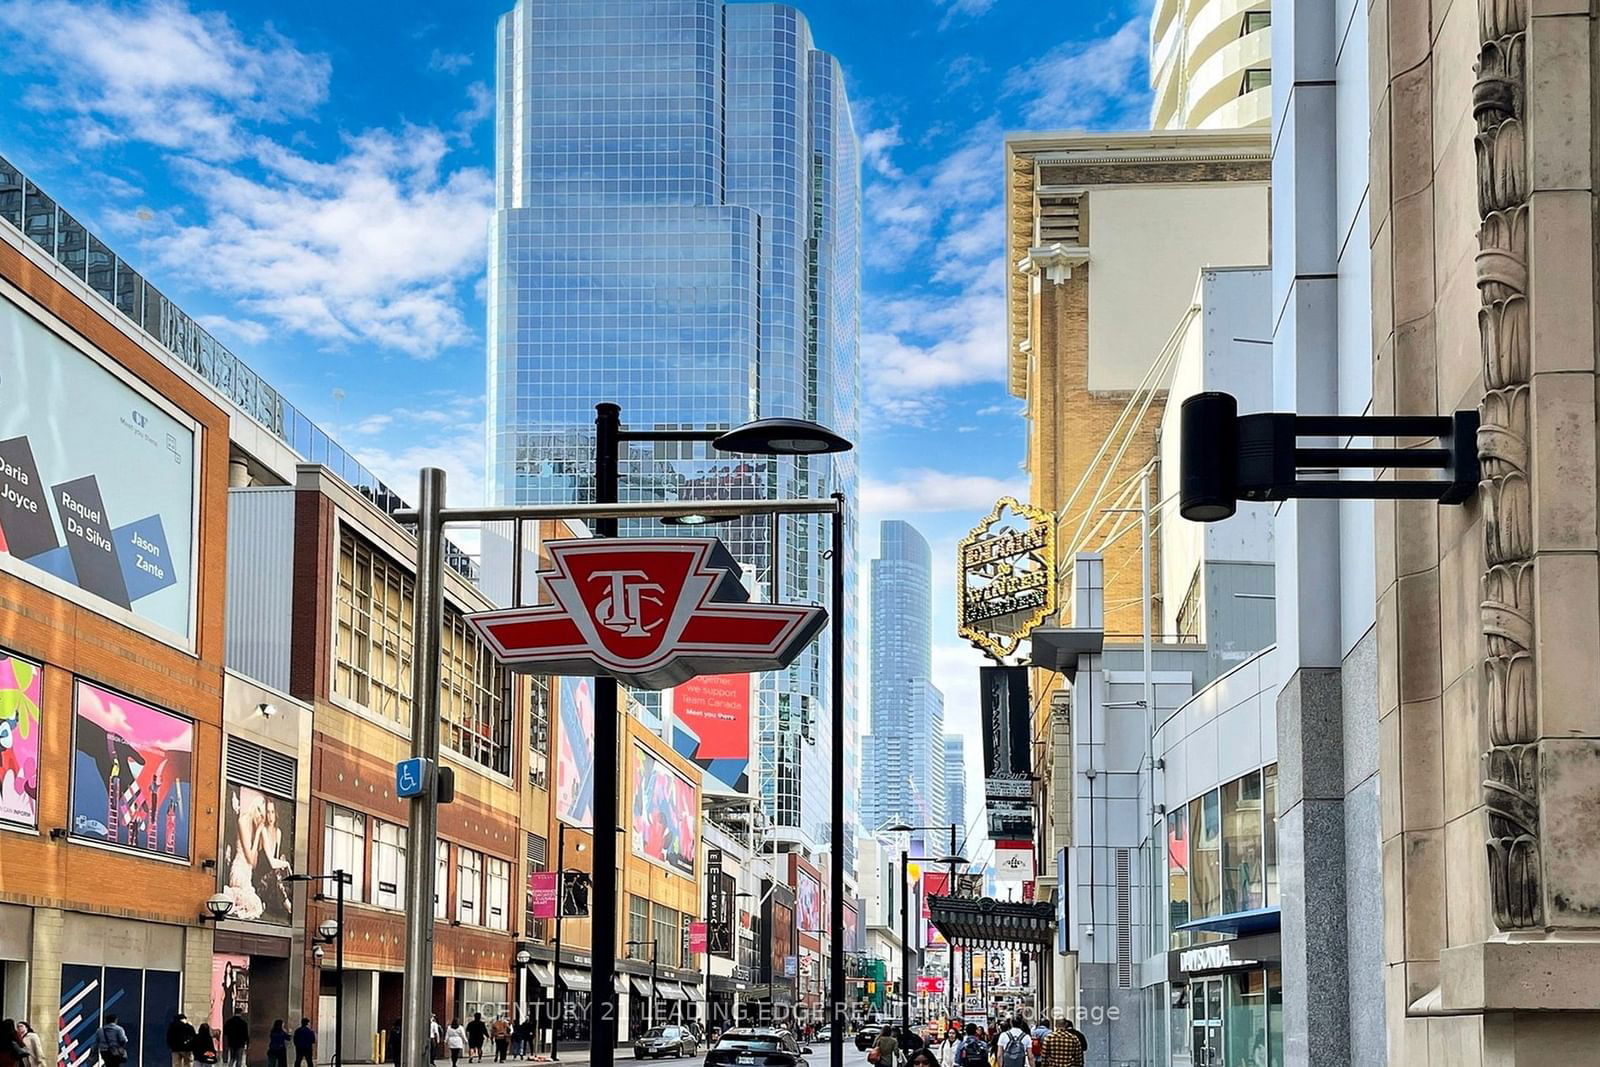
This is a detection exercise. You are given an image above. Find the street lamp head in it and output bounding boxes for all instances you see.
[713,418,853,456]
[203,893,235,921]
[885,822,914,834]
[659,512,737,527]
[318,918,340,942]
[936,855,969,867]
[515,950,532,966]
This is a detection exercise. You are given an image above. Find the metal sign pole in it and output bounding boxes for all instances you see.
[590,404,621,1067]
[402,468,446,1067]
[828,498,846,1067]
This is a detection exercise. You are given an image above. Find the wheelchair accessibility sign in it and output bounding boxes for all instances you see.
[396,757,432,798]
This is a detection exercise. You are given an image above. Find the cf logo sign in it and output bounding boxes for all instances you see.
[592,570,664,637]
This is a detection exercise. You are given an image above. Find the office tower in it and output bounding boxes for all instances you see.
[488,0,861,855]
[863,521,945,847]
[1150,1,1272,129]
[943,736,966,841]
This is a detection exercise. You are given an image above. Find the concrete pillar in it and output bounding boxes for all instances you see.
[28,908,63,1064]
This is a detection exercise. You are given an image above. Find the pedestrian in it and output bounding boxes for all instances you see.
[19,1024,43,1067]
[292,1019,315,1067]
[869,1026,899,1067]
[445,1020,467,1067]
[168,1013,198,1067]
[936,1027,961,1067]
[512,1017,534,1060]
[265,1022,288,1067]
[1036,1015,1085,1067]
[955,1022,988,1067]
[465,1014,488,1064]
[489,1016,510,1064]
[98,1014,131,1067]
[194,1023,220,1062]
[429,1015,442,1065]
[223,1013,249,1067]
[0,1021,25,1067]
[388,1020,404,1067]
[994,1018,1032,1067]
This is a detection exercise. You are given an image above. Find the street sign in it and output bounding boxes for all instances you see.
[957,497,1056,659]
[466,538,828,689]
[395,757,430,798]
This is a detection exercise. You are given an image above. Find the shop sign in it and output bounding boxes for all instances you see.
[994,843,1035,883]
[957,497,1056,659]
[530,872,558,920]
[467,539,827,689]
[689,921,708,954]
[980,666,1033,810]
[915,976,945,994]
[1179,943,1258,975]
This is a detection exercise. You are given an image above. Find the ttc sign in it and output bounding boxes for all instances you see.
[465,538,828,689]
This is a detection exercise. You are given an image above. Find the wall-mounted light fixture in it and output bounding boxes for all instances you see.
[199,893,235,923]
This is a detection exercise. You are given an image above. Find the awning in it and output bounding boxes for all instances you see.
[630,976,654,997]
[530,963,555,987]
[1175,906,1280,937]
[559,968,590,992]
[655,981,687,1001]
[927,895,1057,948]
[614,974,627,995]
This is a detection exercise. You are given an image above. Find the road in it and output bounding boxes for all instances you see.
[520,1042,877,1067]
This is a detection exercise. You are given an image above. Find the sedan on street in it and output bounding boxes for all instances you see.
[705,1028,813,1067]
[852,1025,883,1052]
[636,1025,700,1059]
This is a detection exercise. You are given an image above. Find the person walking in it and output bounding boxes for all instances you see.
[168,1013,198,1067]
[955,1023,988,1067]
[994,1018,1032,1067]
[465,1014,487,1064]
[429,1016,443,1065]
[266,1021,289,1067]
[936,1029,961,1067]
[445,1021,467,1067]
[869,1026,899,1067]
[223,1013,249,1067]
[488,1016,510,1064]
[291,1019,315,1067]
[1036,1016,1085,1067]
[511,1017,533,1061]
[0,1021,25,1067]
[19,1024,43,1067]
[98,1014,131,1067]
[192,1024,219,1066]
[388,1020,404,1067]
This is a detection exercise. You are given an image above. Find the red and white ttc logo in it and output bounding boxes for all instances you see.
[465,538,828,689]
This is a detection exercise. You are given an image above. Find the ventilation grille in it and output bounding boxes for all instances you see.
[527,832,547,872]
[1037,193,1083,245]
[1115,848,1133,988]
[225,738,296,798]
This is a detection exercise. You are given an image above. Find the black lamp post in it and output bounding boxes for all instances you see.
[288,871,350,1067]
[625,939,660,1036]
[886,824,967,1025]
[550,824,590,1062]
[591,403,853,1067]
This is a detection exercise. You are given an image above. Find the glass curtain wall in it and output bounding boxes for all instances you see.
[1172,764,1278,928]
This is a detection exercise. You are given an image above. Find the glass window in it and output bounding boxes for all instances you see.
[1223,771,1265,913]
[1225,969,1269,1067]
[372,821,406,910]
[457,847,482,925]
[1167,807,1191,949]
[628,896,651,957]
[435,841,450,920]
[1242,10,1271,33]
[653,902,680,969]
[485,856,511,931]
[1263,764,1279,907]
[323,804,366,901]
[1243,68,1271,93]
[528,676,551,789]
[1267,967,1284,1067]
[1190,791,1222,920]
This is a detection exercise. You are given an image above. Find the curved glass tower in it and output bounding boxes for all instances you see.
[488,0,861,859]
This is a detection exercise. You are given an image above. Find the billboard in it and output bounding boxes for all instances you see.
[922,871,949,946]
[843,900,862,953]
[796,867,822,936]
[980,666,1032,798]
[556,676,595,825]
[0,294,197,640]
[995,844,1035,883]
[219,781,296,924]
[0,650,42,829]
[71,680,193,859]
[667,673,752,792]
[529,871,558,920]
[629,741,699,879]
[209,954,250,1032]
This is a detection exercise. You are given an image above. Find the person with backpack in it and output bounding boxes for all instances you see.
[956,1023,989,1067]
[98,1014,131,1067]
[995,1017,1033,1067]
[167,1013,198,1067]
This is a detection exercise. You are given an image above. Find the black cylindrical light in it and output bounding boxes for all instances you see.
[1180,391,1239,522]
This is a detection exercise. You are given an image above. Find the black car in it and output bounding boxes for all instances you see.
[853,1025,883,1053]
[635,1025,700,1059]
[705,1028,813,1067]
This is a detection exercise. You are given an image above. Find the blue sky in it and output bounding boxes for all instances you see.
[0,0,1152,833]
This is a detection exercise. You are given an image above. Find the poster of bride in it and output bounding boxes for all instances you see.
[218,781,295,923]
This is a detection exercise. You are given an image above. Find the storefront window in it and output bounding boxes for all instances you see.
[485,856,511,931]
[1167,807,1190,949]
[1190,791,1222,919]
[1267,968,1284,1067]
[1169,985,1190,1060]
[628,895,651,956]
[322,804,365,901]
[371,820,406,911]
[1222,772,1265,913]
[1225,969,1268,1067]
[457,847,482,925]
[435,841,450,919]
[1263,765,1279,907]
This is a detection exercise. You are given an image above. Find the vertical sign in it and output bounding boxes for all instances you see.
[530,871,558,920]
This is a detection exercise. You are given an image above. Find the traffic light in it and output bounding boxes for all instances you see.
[1179,391,1480,523]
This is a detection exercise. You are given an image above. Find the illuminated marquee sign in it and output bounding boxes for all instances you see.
[957,497,1056,659]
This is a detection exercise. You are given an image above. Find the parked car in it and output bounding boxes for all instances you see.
[636,1026,700,1059]
[852,1025,883,1052]
[705,1028,812,1067]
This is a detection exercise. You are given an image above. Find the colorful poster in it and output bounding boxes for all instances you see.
[796,869,822,935]
[0,294,197,639]
[0,650,42,828]
[843,900,862,954]
[70,680,193,859]
[209,955,250,1032]
[530,871,558,920]
[556,676,595,825]
[688,921,708,954]
[629,742,698,879]
[667,673,752,792]
[219,781,295,924]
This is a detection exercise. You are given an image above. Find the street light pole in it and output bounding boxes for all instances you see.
[592,404,622,1067]
[336,870,346,1067]
[899,850,910,1034]
[946,825,957,1022]
[552,821,567,1062]
[828,496,846,1067]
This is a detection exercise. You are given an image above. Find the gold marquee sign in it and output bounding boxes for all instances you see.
[957,497,1056,660]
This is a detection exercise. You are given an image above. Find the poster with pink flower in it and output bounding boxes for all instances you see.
[71,679,194,859]
[0,651,42,828]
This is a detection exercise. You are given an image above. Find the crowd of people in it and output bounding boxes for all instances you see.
[868,1015,1087,1067]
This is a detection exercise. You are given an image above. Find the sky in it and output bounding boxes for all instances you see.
[0,0,1154,847]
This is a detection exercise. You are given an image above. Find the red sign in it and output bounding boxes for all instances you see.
[467,539,828,689]
[915,976,946,994]
[1022,881,1035,903]
[689,921,708,954]
[670,673,752,760]
[530,871,558,919]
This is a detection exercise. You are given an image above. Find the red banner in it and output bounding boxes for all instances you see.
[915,976,946,994]
[689,921,708,954]
[530,871,559,919]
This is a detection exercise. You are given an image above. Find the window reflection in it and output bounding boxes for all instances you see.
[1222,771,1265,913]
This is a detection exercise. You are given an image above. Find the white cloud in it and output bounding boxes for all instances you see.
[195,313,270,345]
[1006,17,1151,129]
[859,126,904,179]
[862,468,1027,515]
[457,81,495,133]
[935,0,998,30]
[975,404,1010,417]
[354,419,486,509]
[0,0,329,162]
[428,49,473,75]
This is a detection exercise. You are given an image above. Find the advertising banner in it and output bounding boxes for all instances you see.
[530,871,558,920]
[980,666,1032,803]
[209,954,250,1032]
[796,867,822,936]
[922,871,949,946]
[0,294,197,640]
[629,741,699,879]
[994,844,1035,883]
[667,672,752,792]
[0,650,42,829]
[71,680,193,859]
[915,976,945,995]
[556,676,595,825]
[219,781,295,924]
[689,921,708,954]
[1056,849,1070,955]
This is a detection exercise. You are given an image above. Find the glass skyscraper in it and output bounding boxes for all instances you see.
[488,0,860,858]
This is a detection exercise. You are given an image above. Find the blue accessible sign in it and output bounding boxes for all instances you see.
[396,757,431,798]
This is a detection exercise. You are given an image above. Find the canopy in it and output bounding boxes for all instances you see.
[927,895,1057,948]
